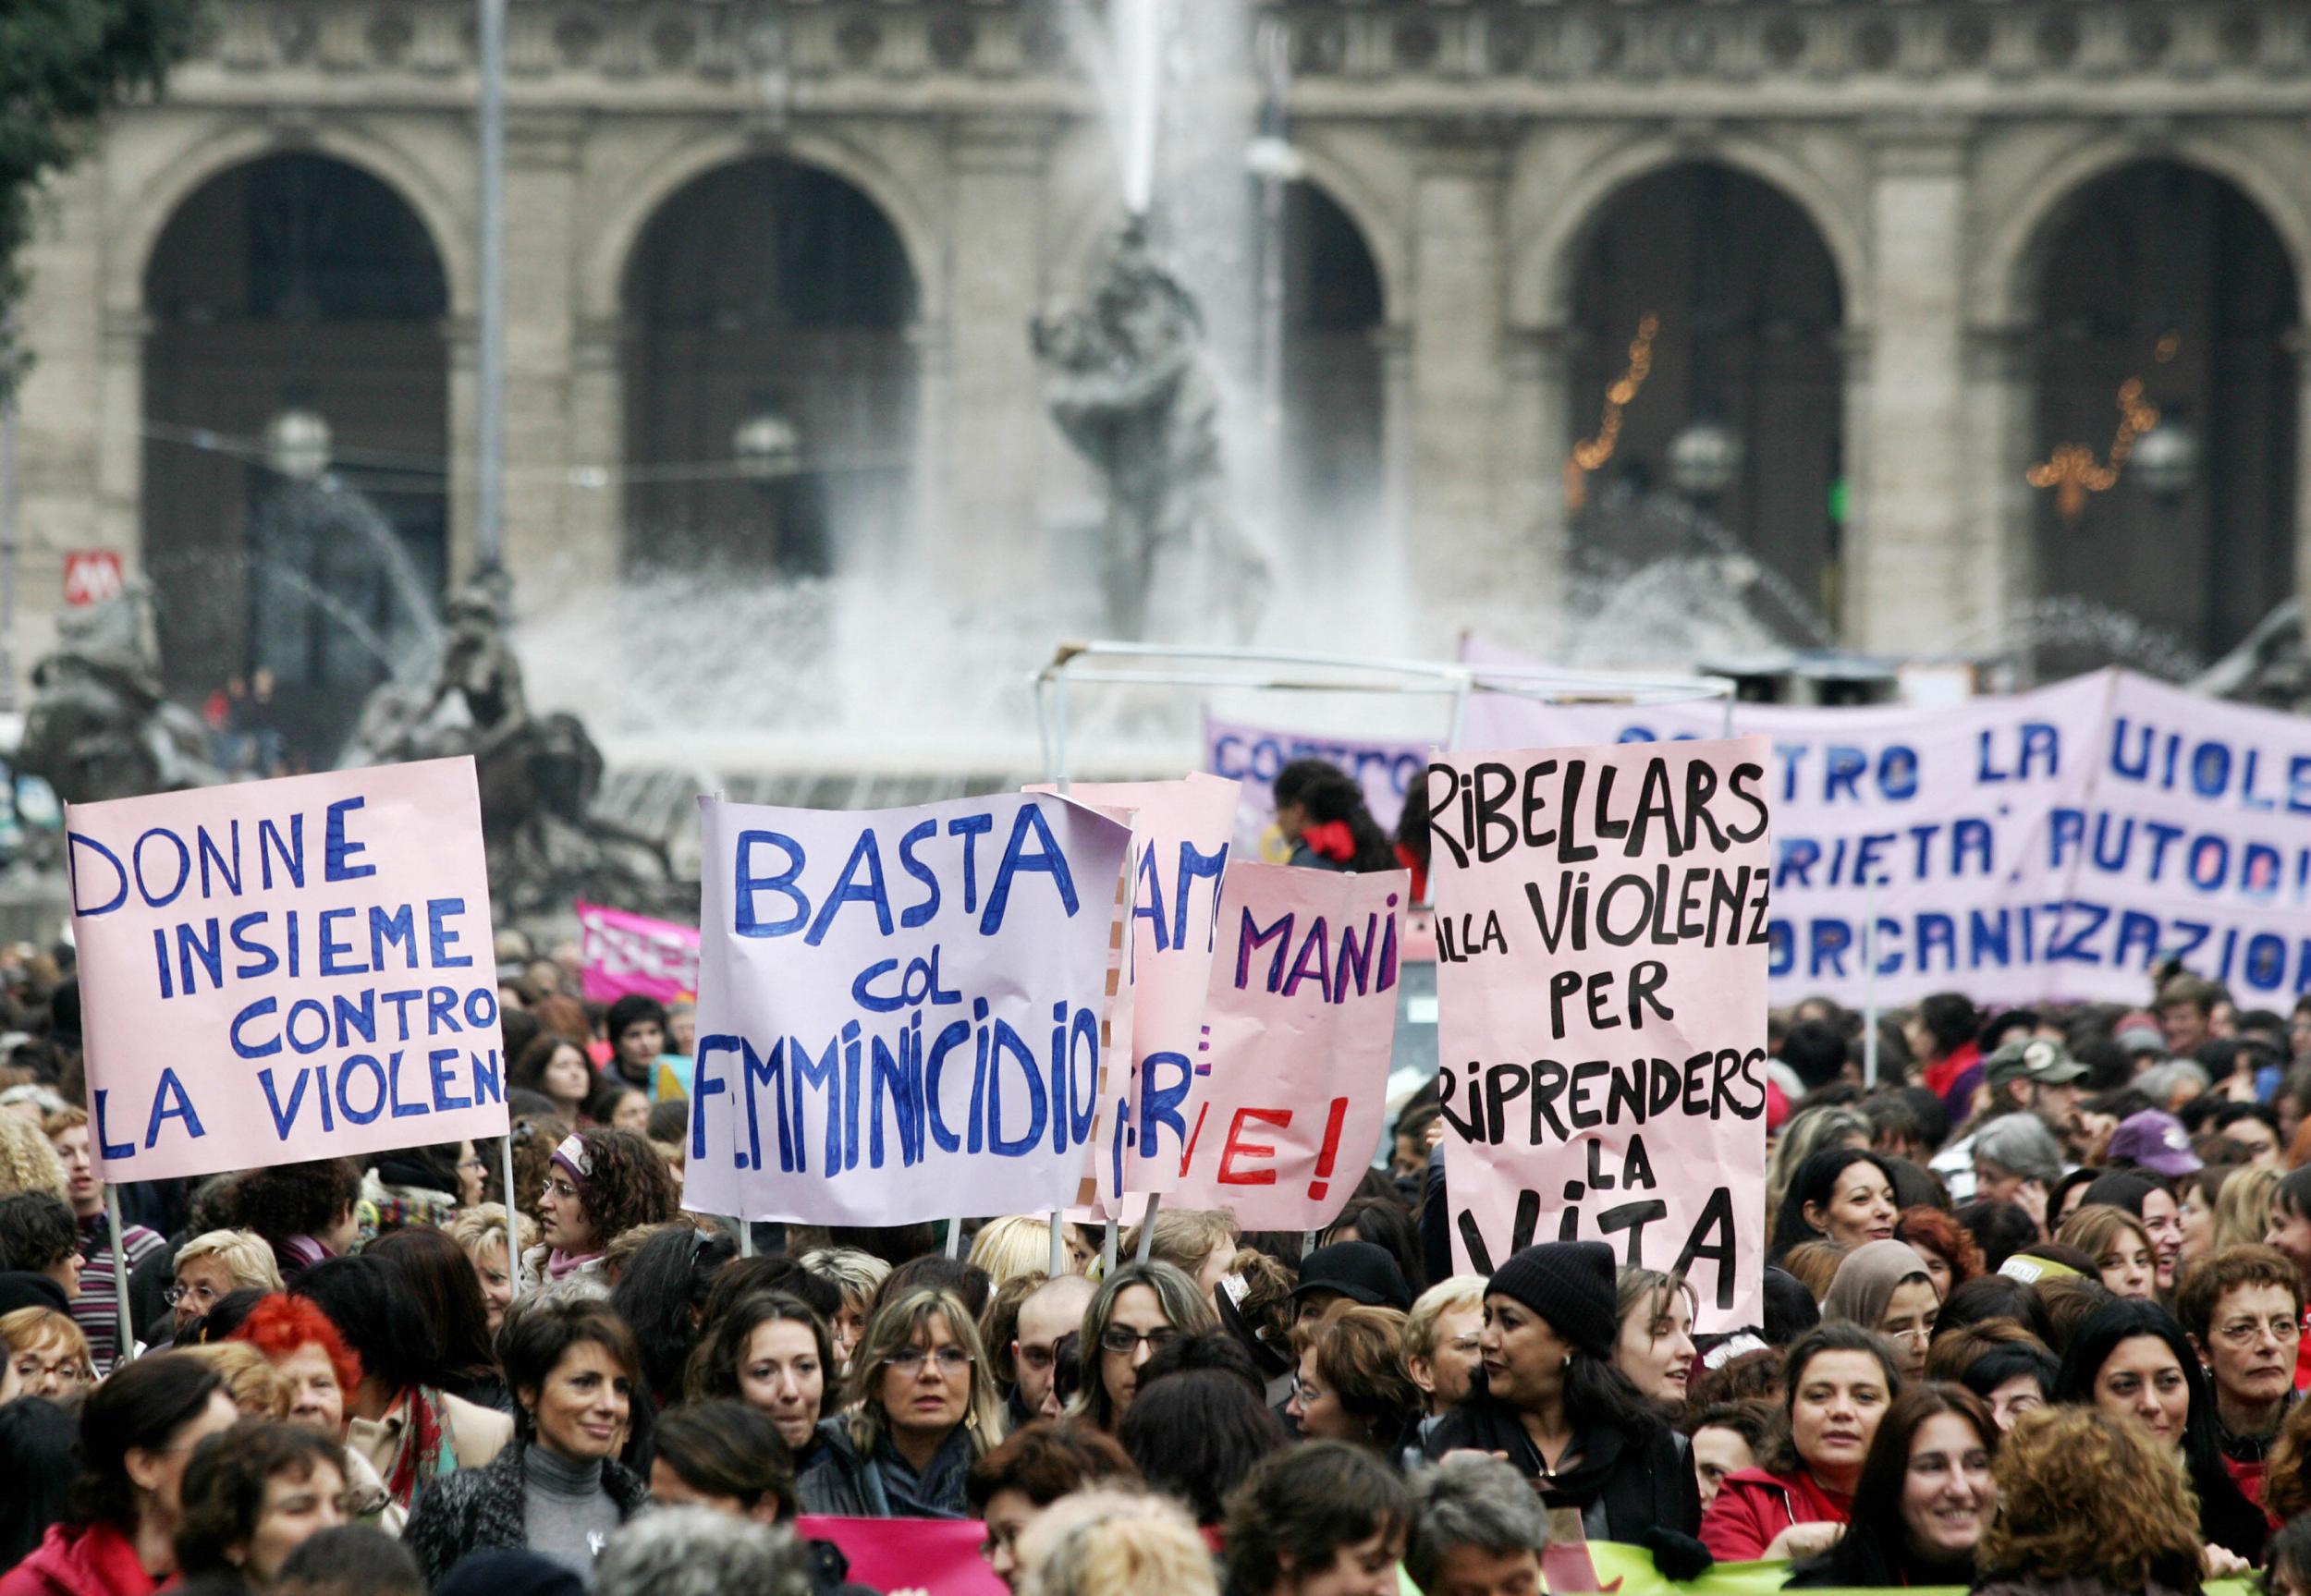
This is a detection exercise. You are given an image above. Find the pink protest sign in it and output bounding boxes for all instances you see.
[67,759,506,1182]
[1171,860,1406,1229]
[796,1518,1004,1596]
[1426,737,1772,1330]
[1026,775,1238,1210]
[575,900,698,1005]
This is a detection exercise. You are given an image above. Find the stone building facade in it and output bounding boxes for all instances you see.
[12,0,2311,722]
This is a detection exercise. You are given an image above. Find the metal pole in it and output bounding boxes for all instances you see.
[1048,1211,1066,1276]
[1863,874,1880,1090]
[1134,1192,1161,1263]
[946,1218,963,1260]
[499,1132,524,1297]
[0,354,17,713]
[475,0,507,573]
[105,1188,134,1369]
[740,1218,754,1259]
[1102,1221,1119,1273]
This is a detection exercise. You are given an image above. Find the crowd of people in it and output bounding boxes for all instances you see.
[9,841,2311,1593]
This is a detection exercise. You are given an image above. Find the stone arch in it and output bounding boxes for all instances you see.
[1510,134,1868,332]
[580,129,938,326]
[107,117,472,318]
[1981,131,2311,329]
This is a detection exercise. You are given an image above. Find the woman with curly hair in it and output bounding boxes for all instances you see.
[798,1285,1006,1518]
[528,1128,676,1290]
[0,1114,67,1202]
[1974,1406,2217,1596]
[1895,1206,1985,1296]
[222,1160,361,1280]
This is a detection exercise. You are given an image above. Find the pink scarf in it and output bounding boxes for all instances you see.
[546,1249,600,1281]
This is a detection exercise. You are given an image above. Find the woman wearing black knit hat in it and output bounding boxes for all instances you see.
[1419,1241,1700,1540]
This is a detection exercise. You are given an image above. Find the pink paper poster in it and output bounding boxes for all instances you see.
[1427,737,1772,1330]
[1171,860,1406,1229]
[67,758,506,1182]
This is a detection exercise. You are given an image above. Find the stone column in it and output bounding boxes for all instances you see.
[560,317,627,589]
[1405,126,1516,649]
[2295,337,2311,625]
[1499,324,1572,630]
[1849,126,1972,654]
[1963,323,2035,665]
[498,115,590,587]
[940,116,1052,603]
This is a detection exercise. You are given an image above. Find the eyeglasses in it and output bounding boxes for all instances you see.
[1099,1325,1179,1357]
[12,1356,91,1385]
[1291,1380,1323,1407]
[884,1346,973,1376]
[164,1282,221,1309]
[2217,1316,2302,1346]
[544,1176,581,1201]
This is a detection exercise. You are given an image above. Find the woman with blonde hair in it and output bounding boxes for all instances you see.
[165,1230,282,1343]
[1017,1488,1216,1596]
[0,1115,66,1201]
[172,1342,292,1420]
[2,1306,94,1405]
[799,1247,891,1374]
[2058,1205,2159,1302]
[1118,1210,1237,1305]
[1973,1406,2213,1596]
[2217,1164,2281,1252]
[445,1203,537,1335]
[798,1285,1007,1518]
[971,1218,1085,1286]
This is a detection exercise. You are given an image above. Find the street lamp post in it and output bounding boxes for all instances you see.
[476,0,507,576]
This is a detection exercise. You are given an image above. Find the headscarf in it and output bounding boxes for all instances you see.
[1820,1239,1935,1332]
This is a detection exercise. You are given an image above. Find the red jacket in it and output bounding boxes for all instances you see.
[0,1522,160,1596]
[1699,1467,1852,1563]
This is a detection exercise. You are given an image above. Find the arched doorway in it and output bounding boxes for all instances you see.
[1562,162,1846,644]
[620,157,918,578]
[1278,182,1386,542]
[2027,160,2299,672]
[142,152,449,761]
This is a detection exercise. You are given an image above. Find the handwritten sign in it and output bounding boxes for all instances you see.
[1427,737,1771,1328]
[67,759,506,1181]
[1027,776,1236,1210]
[1170,861,1405,1228]
[576,900,699,1006]
[1204,713,1428,860]
[685,792,1131,1227]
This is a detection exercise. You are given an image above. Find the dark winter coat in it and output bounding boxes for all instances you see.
[400,1442,646,1587]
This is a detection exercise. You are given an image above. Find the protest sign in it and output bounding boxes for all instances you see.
[1026,775,1238,1211]
[576,900,698,1007]
[1169,860,1405,1228]
[1204,712,1429,860]
[1460,640,2111,1006]
[797,1518,1005,1596]
[1426,737,1771,1326]
[686,792,1132,1227]
[67,759,506,1182]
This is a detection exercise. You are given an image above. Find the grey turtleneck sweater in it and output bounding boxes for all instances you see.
[523,1443,622,1581]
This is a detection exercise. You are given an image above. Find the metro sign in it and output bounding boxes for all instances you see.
[62,551,125,607]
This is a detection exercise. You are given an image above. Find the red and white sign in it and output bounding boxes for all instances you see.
[63,551,124,608]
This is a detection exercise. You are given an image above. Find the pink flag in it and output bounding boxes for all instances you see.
[576,900,699,1005]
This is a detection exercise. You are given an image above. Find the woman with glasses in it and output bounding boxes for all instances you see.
[2172,1245,2303,1506]
[798,1285,1007,1518]
[164,1233,281,1347]
[527,1129,677,1291]
[0,1353,238,1596]
[2,1307,95,1406]
[1823,1240,1943,1383]
[1071,1261,1217,1434]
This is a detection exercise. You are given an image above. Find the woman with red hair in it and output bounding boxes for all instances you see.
[228,1296,401,1531]
[1896,1207,1985,1298]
